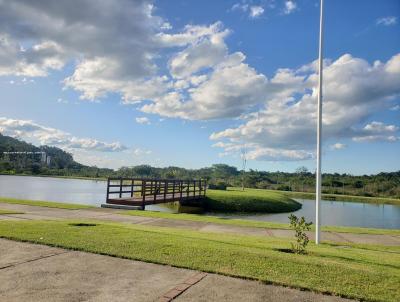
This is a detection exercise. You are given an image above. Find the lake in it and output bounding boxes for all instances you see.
[0,175,399,229]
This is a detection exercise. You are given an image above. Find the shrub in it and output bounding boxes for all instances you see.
[277,185,291,191]
[208,182,227,190]
[288,214,312,254]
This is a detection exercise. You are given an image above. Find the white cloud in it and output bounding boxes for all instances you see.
[210,53,400,161]
[135,117,151,125]
[0,117,127,152]
[330,143,346,150]
[376,16,397,26]
[249,6,265,18]
[352,121,399,142]
[132,148,152,156]
[1,1,399,163]
[231,3,264,19]
[168,23,229,78]
[0,0,169,102]
[283,1,297,15]
[363,121,398,133]
[142,52,272,120]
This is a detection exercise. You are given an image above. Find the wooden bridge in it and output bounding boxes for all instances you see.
[104,178,207,209]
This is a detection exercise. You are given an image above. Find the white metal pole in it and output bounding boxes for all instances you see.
[316,0,324,245]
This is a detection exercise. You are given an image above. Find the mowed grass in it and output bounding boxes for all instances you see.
[119,209,400,235]
[0,197,94,210]
[0,219,398,302]
[204,188,301,213]
[228,187,400,205]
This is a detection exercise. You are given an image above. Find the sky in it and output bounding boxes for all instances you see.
[0,0,399,175]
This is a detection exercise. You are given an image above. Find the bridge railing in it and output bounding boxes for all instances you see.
[106,178,207,207]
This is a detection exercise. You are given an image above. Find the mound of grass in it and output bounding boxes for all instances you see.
[204,189,301,213]
[228,187,400,205]
[0,197,94,210]
[0,219,398,302]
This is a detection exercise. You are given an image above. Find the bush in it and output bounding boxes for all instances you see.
[277,185,291,191]
[208,182,227,190]
[288,214,312,254]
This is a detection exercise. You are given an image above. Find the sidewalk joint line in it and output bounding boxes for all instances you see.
[157,272,208,302]
[0,251,70,270]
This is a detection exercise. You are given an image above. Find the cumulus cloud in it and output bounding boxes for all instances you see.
[376,16,397,26]
[135,117,151,125]
[0,0,168,102]
[352,122,399,142]
[0,117,127,152]
[167,22,229,79]
[141,52,272,119]
[1,1,399,163]
[211,53,400,161]
[283,1,297,15]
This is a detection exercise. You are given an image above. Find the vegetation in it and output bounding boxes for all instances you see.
[280,190,400,205]
[120,209,400,235]
[1,134,399,199]
[0,219,398,302]
[0,195,397,235]
[204,189,301,213]
[289,215,312,254]
[0,197,94,210]
[0,209,24,215]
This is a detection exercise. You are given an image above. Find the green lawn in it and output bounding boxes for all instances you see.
[0,219,398,302]
[0,197,94,210]
[204,188,301,213]
[228,187,400,205]
[120,209,400,236]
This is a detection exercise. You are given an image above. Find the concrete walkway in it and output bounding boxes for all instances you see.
[0,202,399,246]
[0,238,354,302]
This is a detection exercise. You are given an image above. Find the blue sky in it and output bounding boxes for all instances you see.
[0,0,399,174]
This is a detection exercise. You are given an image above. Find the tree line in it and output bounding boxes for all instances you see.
[1,133,399,198]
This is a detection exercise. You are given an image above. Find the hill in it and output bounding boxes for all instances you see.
[0,133,398,198]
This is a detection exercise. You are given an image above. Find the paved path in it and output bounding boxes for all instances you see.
[0,238,354,302]
[0,202,399,246]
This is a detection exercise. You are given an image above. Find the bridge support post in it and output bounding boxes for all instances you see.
[141,180,146,210]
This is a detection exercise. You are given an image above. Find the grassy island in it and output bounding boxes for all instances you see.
[204,188,301,213]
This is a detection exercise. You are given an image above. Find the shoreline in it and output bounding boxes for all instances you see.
[1,173,399,205]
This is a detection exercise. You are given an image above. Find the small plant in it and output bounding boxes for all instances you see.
[288,214,312,254]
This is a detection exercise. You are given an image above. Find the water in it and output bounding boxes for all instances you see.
[208,199,400,229]
[0,175,399,229]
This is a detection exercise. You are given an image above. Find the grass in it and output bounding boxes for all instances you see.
[228,187,400,205]
[0,197,94,210]
[0,219,398,302]
[204,189,301,213]
[120,209,400,236]
[0,209,24,215]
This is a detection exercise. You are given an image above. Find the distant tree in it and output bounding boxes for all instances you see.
[296,166,309,175]
[132,165,153,177]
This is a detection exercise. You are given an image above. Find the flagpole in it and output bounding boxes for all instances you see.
[316,0,324,245]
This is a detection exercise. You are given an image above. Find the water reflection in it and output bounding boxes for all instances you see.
[0,175,399,229]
